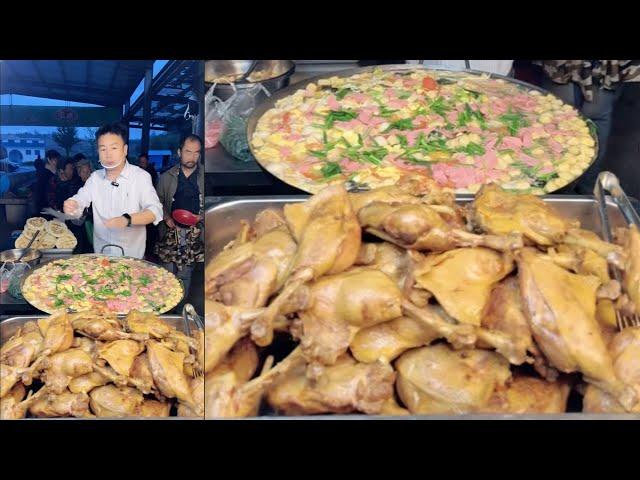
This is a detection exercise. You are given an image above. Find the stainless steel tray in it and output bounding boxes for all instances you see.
[205,194,625,257]
[0,314,201,420]
[0,314,196,343]
[203,194,636,419]
[246,64,599,195]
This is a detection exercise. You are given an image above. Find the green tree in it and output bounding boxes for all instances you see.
[52,126,81,158]
[83,127,98,153]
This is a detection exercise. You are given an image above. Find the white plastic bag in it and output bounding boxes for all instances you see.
[218,83,271,162]
[204,83,227,149]
[8,262,31,300]
[1,261,13,293]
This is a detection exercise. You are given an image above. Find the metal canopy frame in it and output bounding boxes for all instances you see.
[1,60,202,155]
[0,60,153,107]
[124,60,200,140]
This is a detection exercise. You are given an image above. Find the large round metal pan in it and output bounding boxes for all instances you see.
[19,254,185,315]
[247,64,599,194]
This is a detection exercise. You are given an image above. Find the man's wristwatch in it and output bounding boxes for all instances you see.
[122,213,132,227]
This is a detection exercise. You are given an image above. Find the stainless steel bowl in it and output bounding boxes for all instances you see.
[205,60,295,102]
[0,248,42,269]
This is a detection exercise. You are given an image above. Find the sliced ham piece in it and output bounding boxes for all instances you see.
[484,169,502,181]
[405,131,419,146]
[339,158,362,172]
[480,149,498,169]
[432,164,449,185]
[446,111,458,124]
[520,153,540,167]
[439,129,457,139]
[358,111,372,125]
[327,95,341,110]
[485,137,498,150]
[387,99,408,109]
[368,117,386,126]
[413,115,428,126]
[279,147,292,158]
[431,163,484,189]
[335,119,361,130]
[351,93,368,103]
[501,136,523,149]
[548,139,564,154]
[414,126,436,138]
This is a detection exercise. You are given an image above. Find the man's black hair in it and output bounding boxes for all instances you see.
[59,157,75,171]
[46,149,62,161]
[138,152,148,159]
[72,153,86,162]
[178,134,203,150]
[96,122,129,144]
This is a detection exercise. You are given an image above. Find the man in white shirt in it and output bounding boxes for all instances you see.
[63,122,163,259]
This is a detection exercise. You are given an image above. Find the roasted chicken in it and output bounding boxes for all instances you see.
[251,184,362,346]
[267,354,395,415]
[359,201,522,252]
[516,248,638,411]
[583,327,640,413]
[395,344,511,414]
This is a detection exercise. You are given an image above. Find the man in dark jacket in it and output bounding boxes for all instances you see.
[35,149,62,214]
[155,134,204,304]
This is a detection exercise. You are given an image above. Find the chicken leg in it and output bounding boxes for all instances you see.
[516,248,637,411]
[251,184,362,347]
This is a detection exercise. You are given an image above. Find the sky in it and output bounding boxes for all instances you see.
[1,60,170,138]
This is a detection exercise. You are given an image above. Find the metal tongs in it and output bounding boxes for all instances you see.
[182,303,204,378]
[236,60,259,84]
[16,229,40,262]
[594,171,640,329]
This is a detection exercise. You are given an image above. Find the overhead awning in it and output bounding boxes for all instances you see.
[124,60,199,131]
[0,60,154,107]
